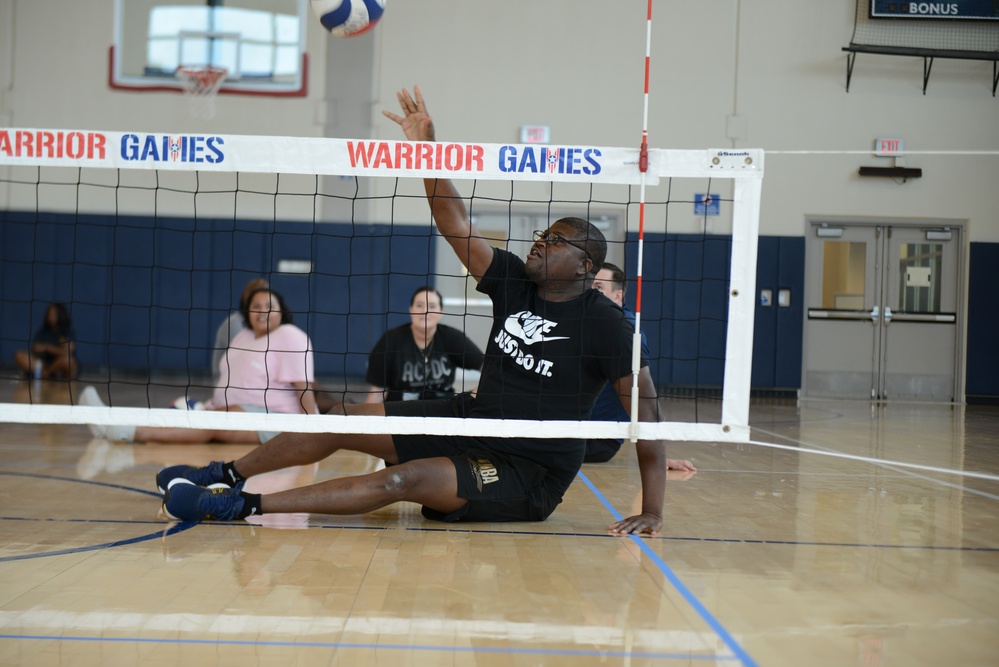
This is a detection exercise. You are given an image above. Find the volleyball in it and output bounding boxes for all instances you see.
[310,0,385,38]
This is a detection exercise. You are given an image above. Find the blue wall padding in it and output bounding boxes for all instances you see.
[967,242,999,398]
[0,211,435,379]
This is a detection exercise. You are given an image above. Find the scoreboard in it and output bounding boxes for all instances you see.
[870,0,999,19]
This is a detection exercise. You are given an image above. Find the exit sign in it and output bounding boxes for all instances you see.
[875,137,904,156]
[520,125,550,144]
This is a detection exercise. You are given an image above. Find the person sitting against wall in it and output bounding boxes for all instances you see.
[14,302,79,380]
[584,263,690,467]
[363,286,485,404]
[169,277,271,411]
[80,286,318,444]
[212,277,270,389]
[201,277,345,415]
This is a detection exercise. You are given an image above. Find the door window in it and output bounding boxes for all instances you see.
[898,243,942,313]
[821,241,867,310]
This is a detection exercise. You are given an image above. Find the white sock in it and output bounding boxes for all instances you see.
[104,423,137,442]
[79,386,136,442]
[79,385,105,408]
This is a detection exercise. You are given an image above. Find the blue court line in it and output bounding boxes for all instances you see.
[577,471,759,667]
[0,470,162,498]
[2,516,168,527]
[8,514,990,553]
[0,470,197,562]
[0,634,738,661]
[0,521,196,563]
[656,535,999,552]
[390,526,999,552]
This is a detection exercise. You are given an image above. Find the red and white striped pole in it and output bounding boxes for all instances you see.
[629,0,653,442]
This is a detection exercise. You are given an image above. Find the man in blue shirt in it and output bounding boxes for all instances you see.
[586,263,651,463]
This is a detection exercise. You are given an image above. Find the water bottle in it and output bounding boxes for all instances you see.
[33,358,43,379]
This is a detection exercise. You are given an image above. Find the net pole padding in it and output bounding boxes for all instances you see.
[628,0,654,444]
[721,176,764,432]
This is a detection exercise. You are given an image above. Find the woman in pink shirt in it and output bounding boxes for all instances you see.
[81,288,317,444]
[212,287,317,416]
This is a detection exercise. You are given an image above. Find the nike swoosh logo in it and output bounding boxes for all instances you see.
[504,311,568,345]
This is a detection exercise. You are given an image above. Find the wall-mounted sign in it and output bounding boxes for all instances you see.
[875,137,904,156]
[520,126,550,144]
[871,1,999,20]
[695,193,720,216]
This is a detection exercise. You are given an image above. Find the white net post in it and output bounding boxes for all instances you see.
[722,176,764,439]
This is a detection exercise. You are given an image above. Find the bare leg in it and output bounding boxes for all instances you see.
[135,427,261,444]
[218,401,394,477]
[137,403,360,445]
[260,456,464,516]
[44,351,78,379]
[14,350,30,375]
[233,431,398,478]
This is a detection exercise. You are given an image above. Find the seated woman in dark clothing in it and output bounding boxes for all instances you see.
[365,286,484,403]
[14,302,79,379]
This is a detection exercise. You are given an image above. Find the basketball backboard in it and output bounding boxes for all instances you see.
[110,0,307,97]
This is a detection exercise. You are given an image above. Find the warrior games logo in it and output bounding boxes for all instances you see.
[498,145,602,176]
[120,134,225,163]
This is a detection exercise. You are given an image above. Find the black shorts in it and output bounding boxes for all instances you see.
[382,392,475,418]
[583,438,623,463]
[393,433,560,523]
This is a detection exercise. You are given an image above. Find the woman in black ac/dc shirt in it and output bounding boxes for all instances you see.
[364,286,484,403]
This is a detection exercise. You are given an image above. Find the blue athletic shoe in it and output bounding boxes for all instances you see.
[163,481,249,522]
[156,460,230,494]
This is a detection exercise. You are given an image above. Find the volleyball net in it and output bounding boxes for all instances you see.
[0,129,763,443]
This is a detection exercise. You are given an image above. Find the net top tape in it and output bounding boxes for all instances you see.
[0,129,764,184]
[15,404,752,443]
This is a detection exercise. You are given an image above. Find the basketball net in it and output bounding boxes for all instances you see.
[176,66,227,120]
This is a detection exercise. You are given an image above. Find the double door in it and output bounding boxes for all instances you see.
[803,222,962,401]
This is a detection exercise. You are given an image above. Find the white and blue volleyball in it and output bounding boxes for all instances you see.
[310,0,386,38]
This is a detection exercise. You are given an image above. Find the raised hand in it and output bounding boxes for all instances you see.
[382,85,435,142]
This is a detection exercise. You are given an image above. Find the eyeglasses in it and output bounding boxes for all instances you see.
[532,229,593,263]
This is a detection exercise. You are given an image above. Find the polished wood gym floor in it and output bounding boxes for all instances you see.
[1,378,997,666]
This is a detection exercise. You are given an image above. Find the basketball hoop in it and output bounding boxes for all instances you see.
[176,66,227,119]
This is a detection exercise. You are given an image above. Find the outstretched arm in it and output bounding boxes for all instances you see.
[382,86,494,280]
[607,367,695,535]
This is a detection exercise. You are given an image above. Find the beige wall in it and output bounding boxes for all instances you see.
[1,0,996,240]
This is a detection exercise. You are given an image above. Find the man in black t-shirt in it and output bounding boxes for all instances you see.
[160,86,694,534]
